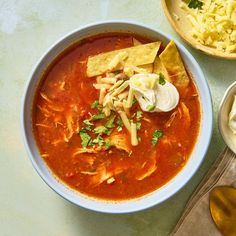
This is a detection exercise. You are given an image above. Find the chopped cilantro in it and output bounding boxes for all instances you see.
[83,119,93,126]
[146,104,156,112]
[79,129,92,147]
[159,73,166,85]
[116,118,123,132]
[94,125,112,135]
[91,100,99,109]
[104,141,113,150]
[151,130,163,145]
[91,113,105,121]
[105,115,116,128]
[105,129,112,135]
[136,122,142,130]
[92,135,104,146]
[136,111,143,120]
[94,125,108,134]
[188,0,203,9]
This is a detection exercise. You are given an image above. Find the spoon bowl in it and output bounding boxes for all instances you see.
[209,186,236,236]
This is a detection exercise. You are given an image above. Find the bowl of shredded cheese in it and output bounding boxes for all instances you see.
[162,0,236,59]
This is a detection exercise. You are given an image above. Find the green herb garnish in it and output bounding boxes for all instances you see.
[151,130,163,145]
[116,118,123,132]
[91,113,105,121]
[159,73,166,85]
[136,111,143,120]
[92,135,105,146]
[79,129,92,147]
[91,100,99,109]
[94,125,112,135]
[188,0,203,9]
[94,125,108,134]
[105,115,116,128]
[83,119,93,126]
[146,104,156,112]
[104,141,113,150]
[136,122,142,130]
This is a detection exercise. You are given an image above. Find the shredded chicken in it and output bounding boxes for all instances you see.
[40,92,53,104]
[89,164,127,186]
[81,171,97,175]
[135,157,157,180]
[106,133,131,153]
[180,102,190,128]
[165,110,178,128]
[72,147,100,156]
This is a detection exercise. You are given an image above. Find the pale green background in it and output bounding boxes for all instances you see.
[0,1,235,235]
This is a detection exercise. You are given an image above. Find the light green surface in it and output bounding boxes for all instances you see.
[0,1,235,235]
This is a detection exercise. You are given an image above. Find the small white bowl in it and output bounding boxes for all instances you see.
[218,81,236,154]
[21,21,213,213]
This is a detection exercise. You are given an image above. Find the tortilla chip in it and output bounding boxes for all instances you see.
[159,41,189,87]
[87,42,161,77]
[132,38,153,73]
[139,64,153,73]
[153,57,170,81]
[133,38,142,46]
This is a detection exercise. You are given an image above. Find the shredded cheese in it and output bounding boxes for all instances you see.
[181,0,236,53]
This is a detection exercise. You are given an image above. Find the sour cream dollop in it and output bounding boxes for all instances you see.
[129,73,179,112]
[229,95,236,134]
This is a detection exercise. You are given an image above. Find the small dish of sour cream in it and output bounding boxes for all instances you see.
[218,81,236,154]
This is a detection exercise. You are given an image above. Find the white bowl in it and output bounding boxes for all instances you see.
[21,21,213,213]
[218,81,236,154]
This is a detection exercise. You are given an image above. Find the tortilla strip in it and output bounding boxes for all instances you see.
[133,38,142,46]
[159,41,189,87]
[153,57,170,82]
[87,42,161,77]
[139,64,153,73]
[132,38,153,73]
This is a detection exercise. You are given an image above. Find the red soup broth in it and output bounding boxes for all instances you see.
[33,33,200,200]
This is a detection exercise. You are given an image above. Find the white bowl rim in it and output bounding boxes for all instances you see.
[21,20,213,213]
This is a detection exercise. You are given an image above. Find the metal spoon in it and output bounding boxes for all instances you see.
[209,186,236,236]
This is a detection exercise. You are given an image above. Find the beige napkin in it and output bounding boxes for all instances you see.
[172,147,236,236]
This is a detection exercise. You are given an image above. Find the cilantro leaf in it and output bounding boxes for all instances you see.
[94,126,108,134]
[188,0,203,9]
[83,119,93,126]
[116,117,123,132]
[136,111,143,120]
[146,104,156,112]
[94,125,112,135]
[136,122,142,130]
[151,130,163,145]
[92,135,105,146]
[91,113,105,121]
[91,100,99,109]
[159,73,166,85]
[105,115,116,128]
[104,141,113,150]
[79,129,92,147]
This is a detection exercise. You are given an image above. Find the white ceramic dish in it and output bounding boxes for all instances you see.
[21,21,213,213]
[218,81,236,155]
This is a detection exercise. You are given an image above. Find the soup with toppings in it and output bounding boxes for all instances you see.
[33,33,200,200]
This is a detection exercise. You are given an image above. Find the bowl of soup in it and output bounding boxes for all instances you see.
[21,21,212,213]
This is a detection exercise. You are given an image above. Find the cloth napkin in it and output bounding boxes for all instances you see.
[172,147,236,236]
